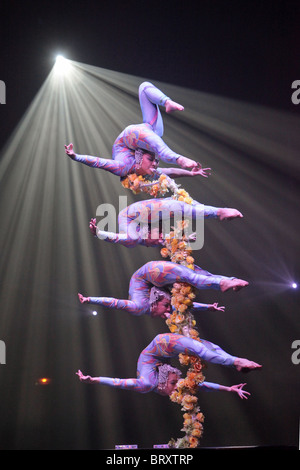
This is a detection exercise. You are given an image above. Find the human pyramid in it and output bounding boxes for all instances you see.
[65,82,262,448]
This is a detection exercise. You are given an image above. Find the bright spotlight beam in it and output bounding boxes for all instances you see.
[54,55,72,76]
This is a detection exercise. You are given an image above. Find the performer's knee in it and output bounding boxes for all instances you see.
[139,81,153,94]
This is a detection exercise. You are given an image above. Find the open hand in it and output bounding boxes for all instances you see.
[65,143,76,159]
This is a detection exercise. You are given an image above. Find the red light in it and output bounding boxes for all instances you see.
[36,377,51,385]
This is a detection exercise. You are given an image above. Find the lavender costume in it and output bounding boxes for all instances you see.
[92,333,236,393]
[94,197,220,248]
[70,82,183,177]
[85,260,234,316]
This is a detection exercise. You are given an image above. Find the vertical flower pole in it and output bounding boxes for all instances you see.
[160,189,205,449]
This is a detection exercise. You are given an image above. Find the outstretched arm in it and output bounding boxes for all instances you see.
[89,218,140,248]
[198,381,250,399]
[192,302,225,312]
[160,166,211,179]
[76,370,153,393]
[64,143,131,177]
[78,293,144,316]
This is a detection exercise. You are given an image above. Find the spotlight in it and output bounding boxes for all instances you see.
[291,282,298,289]
[54,55,72,75]
[92,310,98,316]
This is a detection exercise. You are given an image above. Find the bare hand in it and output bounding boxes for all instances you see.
[78,293,90,304]
[177,156,199,170]
[89,218,97,236]
[65,143,76,159]
[209,302,225,312]
[76,370,98,384]
[230,383,250,399]
[191,166,211,178]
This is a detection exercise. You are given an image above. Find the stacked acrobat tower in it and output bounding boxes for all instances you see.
[68,81,256,449]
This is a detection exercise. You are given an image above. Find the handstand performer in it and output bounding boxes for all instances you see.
[89,197,243,248]
[78,260,248,318]
[76,332,261,395]
[65,82,209,178]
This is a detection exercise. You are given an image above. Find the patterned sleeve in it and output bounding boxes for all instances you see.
[74,154,133,177]
[88,297,145,316]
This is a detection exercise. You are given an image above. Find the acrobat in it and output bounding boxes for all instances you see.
[89,197,243,248]
[76,333,261,395]
[78,260,248,318]
[65,82,209,178]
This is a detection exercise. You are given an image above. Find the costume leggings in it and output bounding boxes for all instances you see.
[138,81,169,136]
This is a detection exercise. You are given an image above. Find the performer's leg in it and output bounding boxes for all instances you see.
[192,199,243,220]
[141,261,248,293]
[139,82,170,136]
[152,198,242,223]
[154,334,261,371]
[167,334,237,367]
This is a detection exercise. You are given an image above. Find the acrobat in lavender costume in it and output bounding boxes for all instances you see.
[92,197,242,248]
[77,333,238,394]
[66,82,196,177]
[79,260,246,317]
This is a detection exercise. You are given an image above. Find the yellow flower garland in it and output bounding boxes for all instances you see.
[121,173,169,197]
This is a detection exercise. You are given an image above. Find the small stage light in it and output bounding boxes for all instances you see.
[292,282,298,289]
[36,377,51,385]
[92,310,98,316]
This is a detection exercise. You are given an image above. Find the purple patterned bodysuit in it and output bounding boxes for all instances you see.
[87,261,233,316]
[95,197,219,247]
[72,82,181,177]
[95,333,236,393]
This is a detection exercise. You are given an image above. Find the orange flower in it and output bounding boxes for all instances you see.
[128,174,137,182]
[189,328,199,338]
[178,241,187,250]
[174,293,185,303]
[178,304,188,313]
[192,360,203,373]
[175,313,185,324]
[191,428,202,438]
[188,436,199,448]
[179,354,190,366]
[168,324,179,333]
[184,197,193,204]
[182,395,197,411]
[196,412,205,423]
[160,247,169,258]
[193,421,203,430]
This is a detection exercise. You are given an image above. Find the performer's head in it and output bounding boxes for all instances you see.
[135,148,159,175]
[149,286,172,319]
[156,363,182,396]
